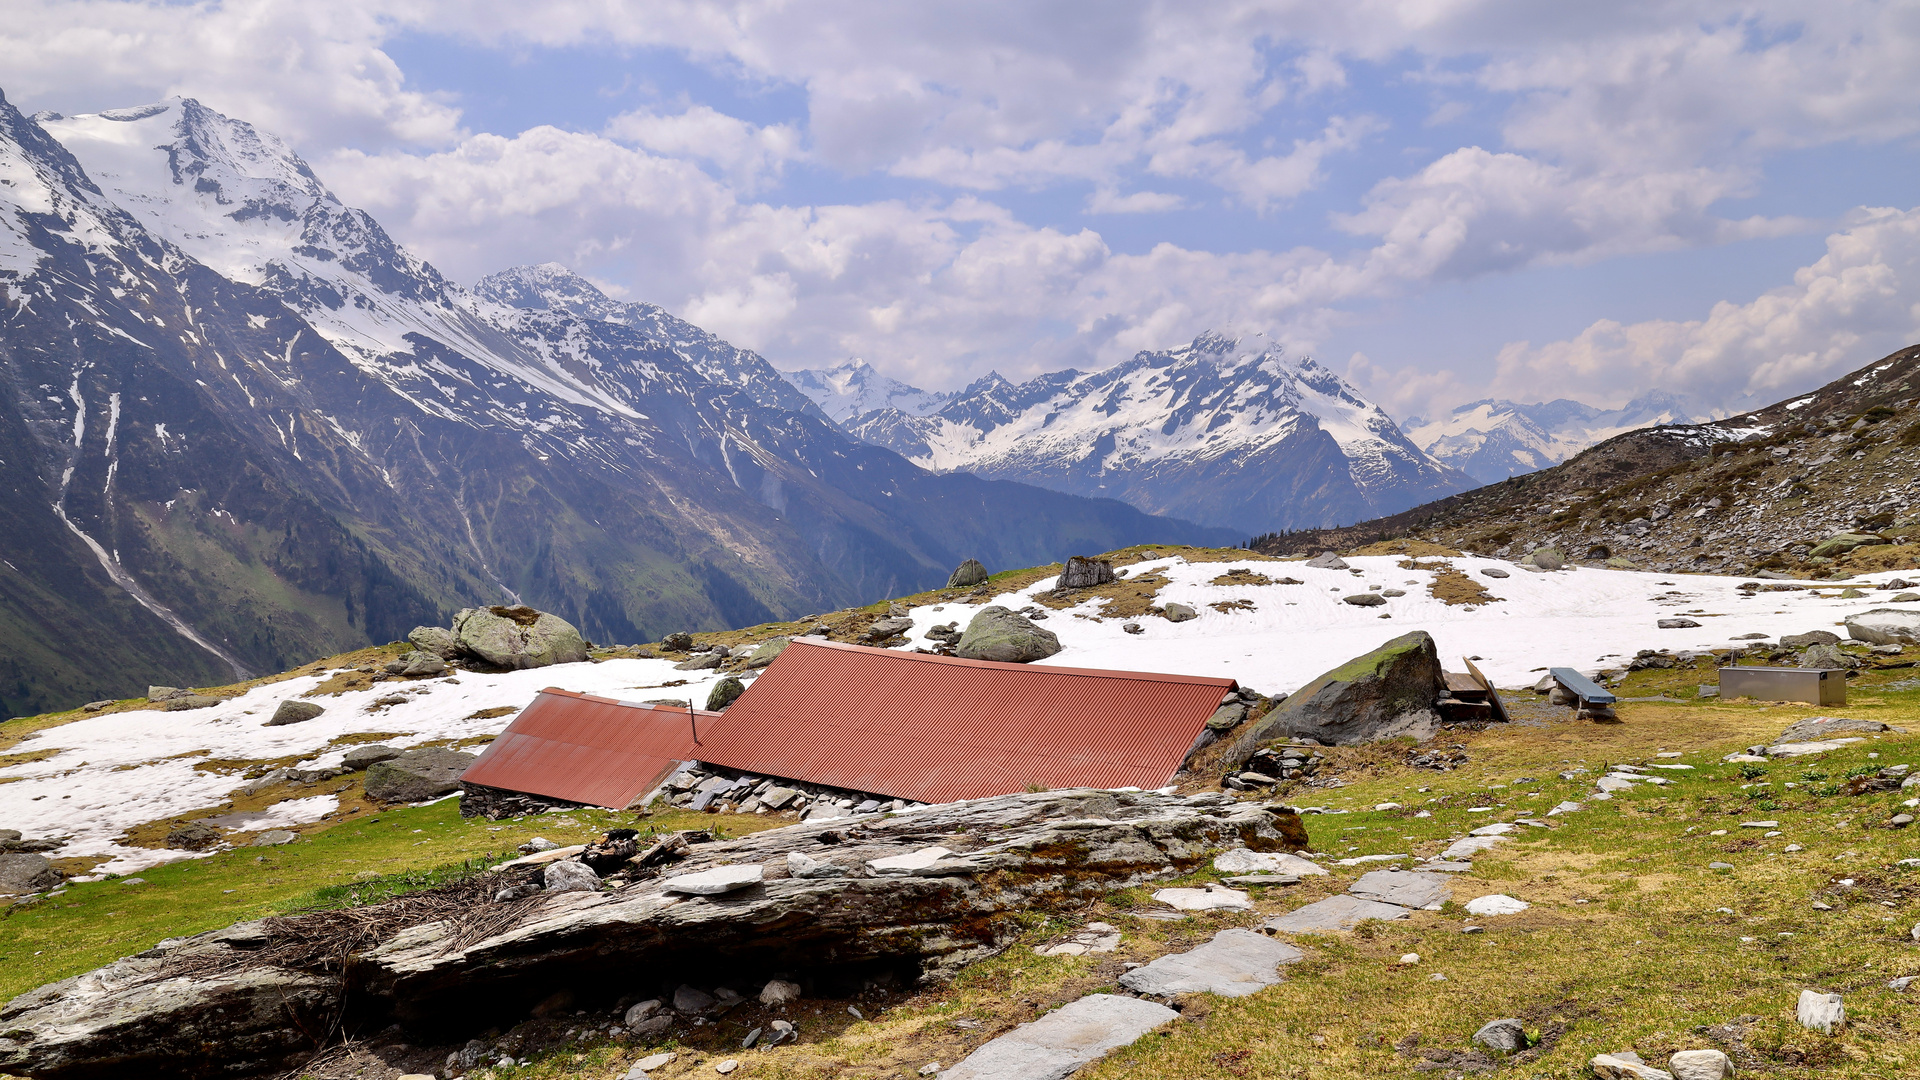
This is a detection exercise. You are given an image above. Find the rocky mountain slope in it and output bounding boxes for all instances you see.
[1254,344,1920,578]
[801,332,1474,535]
[781,359,952,425]
[1406,392,1715,485]
[0,91,1228,718]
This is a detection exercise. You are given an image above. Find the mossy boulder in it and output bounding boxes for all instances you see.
[706,677,745,710]
[364,748,477,803]
[955,606,1061,664]
[451,606,588,670]
[1808,532,1887,559]
[1223,632,1443,761]
[742,637,791,670]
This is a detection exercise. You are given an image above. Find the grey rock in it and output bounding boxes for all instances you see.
[661,632,694,652]
[939,994,1177,1080]
[1346,870,1450,910]
[146,686,189,701]
[1799,642,1851,669]
[384,651,448,677]
[1381,588,1406,597]
[674,653,725,671]
[1591,1050,1674,1080]
[451,606,588,669]
[1163,602,1198,623]
[251,830,297,847]
[706,677,745,711]
[955,606,1062,664]
[163,694,221,712]
[1846,608,1920,645]
[341,745,402,771]
[1658,618,1702,629]
[623,999,664,1028]
[865,618,914,641]
[266,700,325,727]
[1893,592,1920,603]
[1471,1018,1527,1053]
[1118,928,1302,997]
[0,852,64,895]
[1668,1049,1734,1080]
[1206,702,1248,731]
[947,559,990,588]
[1481,567,1510,578]
[742,637,791,670]
[673,985,717,1015]
[0,789,1306,1078]
[362,748,477,803]
[1781,630,1840,648]
[164,822,221,851]
[1055,555,1117,590]
[1304,552,1349,570]
[1525,547,1565,571]
[542,860,600,893]
[1797,989,1843,1032]
[1342,593,1387,607]
[1222,632,1443,758]
[1262,894,1412,934]
[663,864,764,895]
[81,700,113,711]
[408,625,460,659]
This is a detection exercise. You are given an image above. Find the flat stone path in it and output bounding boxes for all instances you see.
[1118,928,1302,997]
[939,995,1178,1080]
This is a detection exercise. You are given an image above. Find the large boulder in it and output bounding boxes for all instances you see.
[407,625,459,659]
[363,748,477,803]
[0,852,63,895]
[341,745,402,771]
[1055,556,1116,590]
[1809,532,1888,559]
[450,606,587,669]
[1222,632,1444,760]
[706,677,745,711]
[955,606,1062,663]
[742,637,791,670]
[0,790,1303,1078]
[947,559,990,588]
[1847,608,1920,645]
[265,700,324,727]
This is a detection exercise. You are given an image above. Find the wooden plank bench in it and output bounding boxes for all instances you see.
[1550,667,1617,718]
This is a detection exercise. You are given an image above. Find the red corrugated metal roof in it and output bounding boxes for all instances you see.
[695,638,1234,804]
[459,689,724,809]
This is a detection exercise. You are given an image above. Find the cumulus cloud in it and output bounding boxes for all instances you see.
[1486,207,1920,409]
[605,105,802,191]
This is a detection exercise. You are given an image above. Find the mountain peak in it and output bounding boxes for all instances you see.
[473,262,629,321]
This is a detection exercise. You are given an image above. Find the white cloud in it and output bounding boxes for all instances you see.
[605,104,802,191]
[1485,207,1920,410]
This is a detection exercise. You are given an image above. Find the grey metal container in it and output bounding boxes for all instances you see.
[1718,666,1846,705]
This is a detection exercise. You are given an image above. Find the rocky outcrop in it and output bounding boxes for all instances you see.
[1055,556,1116,590]
[407,626,460,659]
[384,651,448,677]
[450,607,588,670]
[947,559,990,588]
[1846,608,1920,645]
[741,637,790,670]
[1223,632,1443,760]
[954,606,1062,663]
[0,790,1304,1079]
[705,677,745,711]
[363,748,478,803]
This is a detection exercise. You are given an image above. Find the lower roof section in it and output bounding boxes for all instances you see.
[694,638,1236,804]
[458,688,723,809]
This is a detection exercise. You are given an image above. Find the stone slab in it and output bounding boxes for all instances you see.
[1464,894,1529,916]
[939,994,1177,1080]
[1347,870,1451,910]
[1153,884,1251,911]
[1212,849,1327,876]
[1439,835,1506,860]
[663,864,764,896]
[1118,928,1303,998]
[1262,894,1411,934]
[867,846,954,875]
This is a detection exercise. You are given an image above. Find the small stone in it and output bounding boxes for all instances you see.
[1668,1049,1734,1080]
[759,979,802,1005]
[1399,952,1420,964]
[251,829,297,847]
[543,860,600,893]
[664,864,764,895]
[714,1060,739,1074]
[1889,976,1917,991]
[1893,814,1915,827]
[1659,618,1702,629]
[1481,568,1509,578]
[1797,989,1844,1033]
[1709,862,1735,870]
[673,985,717,1015]
[1163,602,1198,623]
[1152,884,1252,911]
[1591,1052,1674,1080]
[1464,894,1528,916]
[1472,1018,1527,1054]
[624,1000,664,1028]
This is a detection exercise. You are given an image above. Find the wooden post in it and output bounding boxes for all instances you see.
[689,699,699,745]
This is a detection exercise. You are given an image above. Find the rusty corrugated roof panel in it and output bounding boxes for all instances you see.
[459,689,724,809]
[696,639,1235,804]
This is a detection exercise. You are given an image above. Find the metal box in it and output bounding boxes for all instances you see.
[1718,666,1846,706]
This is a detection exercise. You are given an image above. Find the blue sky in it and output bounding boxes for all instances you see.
[6,2,1920,420]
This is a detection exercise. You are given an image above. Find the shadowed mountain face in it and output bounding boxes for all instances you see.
[0,92,1230,717]
[795,332,1474,535]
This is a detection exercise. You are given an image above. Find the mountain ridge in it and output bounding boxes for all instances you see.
[1406,391,1715,485]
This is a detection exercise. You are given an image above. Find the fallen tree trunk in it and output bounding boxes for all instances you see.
[0,789,1305,1079]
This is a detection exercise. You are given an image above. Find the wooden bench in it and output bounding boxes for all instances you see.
[1550,667,1617,718]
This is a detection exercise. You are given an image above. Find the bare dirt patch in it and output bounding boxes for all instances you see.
[1412,560,1502,607]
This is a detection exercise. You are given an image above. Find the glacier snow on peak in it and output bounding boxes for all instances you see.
[1407,391,1716,485]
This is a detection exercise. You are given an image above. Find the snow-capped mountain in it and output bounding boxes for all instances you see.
[1406,392,1715,485]
[783,359,954,424]
[819,332,1475,534]
[0,91,1229,716]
